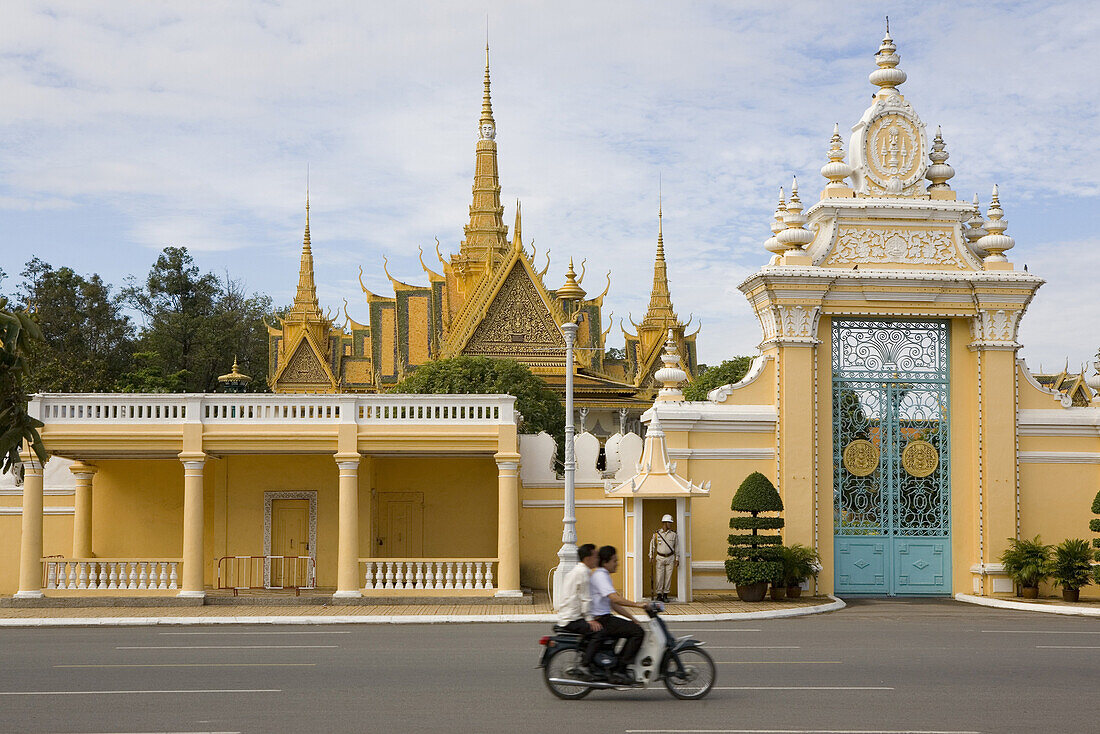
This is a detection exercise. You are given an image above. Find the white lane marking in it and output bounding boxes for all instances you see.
[668,628,762,632]
[707,646,801,649]
[981,629,1100,634]
[716,661,842,664]
[115,645,338,650]
[1035,645,1100,649]
[159,631,350,635]
[623,730,972,734]
[0,689,281,696]
[56,663,317,668]
[711,687,894,690]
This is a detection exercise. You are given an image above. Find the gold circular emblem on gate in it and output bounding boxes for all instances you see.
[843,439,879,477]
[902,439,939,478]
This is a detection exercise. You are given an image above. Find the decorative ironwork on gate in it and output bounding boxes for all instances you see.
[832,319,951,595]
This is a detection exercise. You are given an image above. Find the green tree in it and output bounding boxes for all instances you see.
[1090,489,1100,583]
[17,258,134,393]
[121,247,275,392]
[683,356,754,400]
[391,356,564,443]
[725,471,785,591]
[0,297,47,480]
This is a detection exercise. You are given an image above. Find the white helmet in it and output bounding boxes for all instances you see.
[661,514,674,523]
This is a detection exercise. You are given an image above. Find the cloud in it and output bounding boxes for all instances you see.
[0,1,1097,366]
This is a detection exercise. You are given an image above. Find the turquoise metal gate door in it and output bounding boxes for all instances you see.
[832,319,951,596]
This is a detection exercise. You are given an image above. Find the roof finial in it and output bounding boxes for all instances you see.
[657,174,664,254]
[925,125,955,195]
[655,328,687,401]
[977,184,1016,264]
[870,19,906,94]
[820,122,853,196]
[764,186,787,257]
[479,37,495,138]
[557,257,586,301]
[303,172,311,249]
[885,15,889,35]
[964,193,988,250]
[777,176,813,253]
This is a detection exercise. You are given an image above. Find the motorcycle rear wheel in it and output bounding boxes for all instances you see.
[663,647,716,699]
[543,647,594,700]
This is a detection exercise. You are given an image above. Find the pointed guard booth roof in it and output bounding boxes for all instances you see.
[604,412,710,498]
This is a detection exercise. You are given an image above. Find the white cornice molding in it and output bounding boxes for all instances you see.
[1018,408,1100,437]
[707,354,772,403]
[643,403,777,434]
[668,448,775,460]
[0,506,74,515]
[521,499,622,508]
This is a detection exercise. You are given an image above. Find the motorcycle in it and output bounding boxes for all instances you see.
[537,604,716,699]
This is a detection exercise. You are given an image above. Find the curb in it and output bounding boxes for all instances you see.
[0,596,844,627]
[955,592,1100,617]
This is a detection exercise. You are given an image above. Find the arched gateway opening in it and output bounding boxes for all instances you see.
[832,319,951,596]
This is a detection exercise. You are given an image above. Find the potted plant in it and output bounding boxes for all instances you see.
[781,543,821,599]
[725,472,784,602]
[1050,538,1092,603]
[999,535,1052,599]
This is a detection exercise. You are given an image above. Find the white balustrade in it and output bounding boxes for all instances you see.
[32,394,516,427]
[43,559,181,591]
[358,559,498,592]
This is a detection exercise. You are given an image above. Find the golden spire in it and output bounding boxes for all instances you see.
[460,43,509,266]
[481,42,494,129]
[642,194,676,328]
[291,190,322,317]
[512,198,522,250]
[557,257,586,301]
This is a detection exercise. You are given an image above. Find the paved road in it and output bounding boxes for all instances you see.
[0,599,1097,733]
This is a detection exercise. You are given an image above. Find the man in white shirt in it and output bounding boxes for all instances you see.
[585,545,652,684]
[555,543,602,635]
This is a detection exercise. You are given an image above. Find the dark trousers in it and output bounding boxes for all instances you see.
[585,614,644,671]
[560,619,590,635]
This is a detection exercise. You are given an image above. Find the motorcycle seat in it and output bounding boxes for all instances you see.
[550,630,586,642]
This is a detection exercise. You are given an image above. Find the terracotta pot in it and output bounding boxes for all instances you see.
[786,585,802,599]
[736,582,768,602]
[769,584,786,601]
[1062,588,1080,603]
[1021,586,1039,599]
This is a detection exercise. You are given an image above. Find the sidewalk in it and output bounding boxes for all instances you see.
[0,592,844,626]
[955,592,1100,617]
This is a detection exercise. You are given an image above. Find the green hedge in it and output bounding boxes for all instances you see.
[725,472,785,589]
[730,516,785,530]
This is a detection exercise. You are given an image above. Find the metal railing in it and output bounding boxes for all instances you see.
[216,555,316,595]
[43,558,181,591]
[358,558,498,591]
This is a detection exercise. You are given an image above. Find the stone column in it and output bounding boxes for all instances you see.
[15,453,45,599]
[334,454,361,598]
[70,462,97,559]
[494,453,522,597]
[179,454,206,597]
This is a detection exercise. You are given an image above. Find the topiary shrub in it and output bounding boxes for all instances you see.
[725,472,784,600]
[1091,489,1100,583]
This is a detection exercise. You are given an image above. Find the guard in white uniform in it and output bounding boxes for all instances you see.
[648,514,678,602]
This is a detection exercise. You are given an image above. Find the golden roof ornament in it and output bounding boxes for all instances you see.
[869,18,906,96]
[556,258,586,301]
[480,43,495,140]
[290,192,322,317]
[218,356,251,393]
[977,184,1016,264]
[820,123,853,197]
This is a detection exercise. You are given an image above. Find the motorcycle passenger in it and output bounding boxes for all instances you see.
[585,545,651,684]
[555,543,603,636]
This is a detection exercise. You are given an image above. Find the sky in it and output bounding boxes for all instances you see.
[1,1,1098,374]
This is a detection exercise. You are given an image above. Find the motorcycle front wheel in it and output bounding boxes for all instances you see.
[543,647,593,700]
[663,647,716,699]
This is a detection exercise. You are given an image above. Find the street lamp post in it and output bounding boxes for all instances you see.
[552,319,580,602]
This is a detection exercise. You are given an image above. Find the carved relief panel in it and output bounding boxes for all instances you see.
[465,265,565,357]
